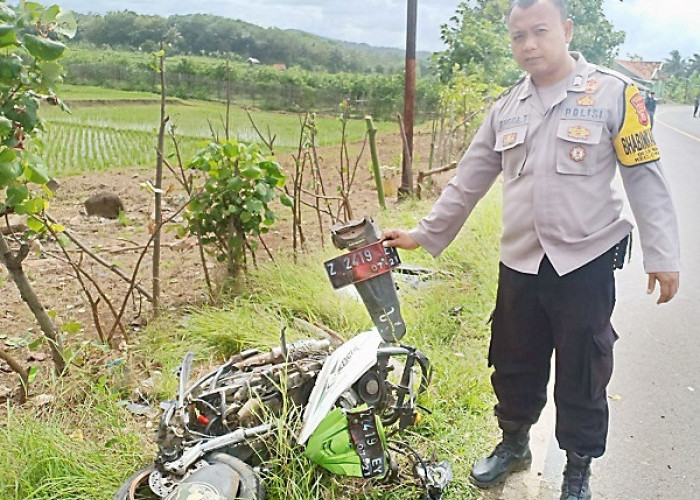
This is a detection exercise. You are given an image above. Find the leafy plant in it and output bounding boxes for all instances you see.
[0,0,76,391]
[0,2,75,219]
[183,139,290,278]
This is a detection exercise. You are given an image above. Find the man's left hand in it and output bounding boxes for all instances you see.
[647,272,680,304]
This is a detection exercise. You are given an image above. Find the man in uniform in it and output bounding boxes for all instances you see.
[383,1,680,499]
[645,91,658,127]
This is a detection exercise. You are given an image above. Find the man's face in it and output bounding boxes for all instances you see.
[507,0,574,86]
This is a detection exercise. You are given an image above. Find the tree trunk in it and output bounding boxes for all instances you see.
[153,44,167,315]
[0,232,65,374]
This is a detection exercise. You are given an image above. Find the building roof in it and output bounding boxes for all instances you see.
[614,60,664,82]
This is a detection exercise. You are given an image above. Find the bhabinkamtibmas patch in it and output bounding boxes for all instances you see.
[613,85,660,167]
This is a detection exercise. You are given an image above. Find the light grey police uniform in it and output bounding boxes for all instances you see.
[409,52,680,276]
[407,52,680,457]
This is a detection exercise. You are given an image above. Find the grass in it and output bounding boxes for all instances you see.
[0,188,504,500]
[37,85,396,176]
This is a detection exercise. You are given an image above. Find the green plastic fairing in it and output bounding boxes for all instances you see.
[304,406,387,478]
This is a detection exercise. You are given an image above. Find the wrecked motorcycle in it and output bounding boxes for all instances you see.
[114,219,452,500]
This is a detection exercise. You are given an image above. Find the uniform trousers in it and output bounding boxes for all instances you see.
[489,248,618,458]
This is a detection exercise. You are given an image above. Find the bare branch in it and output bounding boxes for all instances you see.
[45,213,153,302]
[0,347,28,403]
[109,200,191,337]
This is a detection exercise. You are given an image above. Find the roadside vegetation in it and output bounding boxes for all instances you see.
[658,50,700,104]
[61,47,440,120]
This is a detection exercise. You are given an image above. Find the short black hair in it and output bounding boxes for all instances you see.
[507,0,568,22]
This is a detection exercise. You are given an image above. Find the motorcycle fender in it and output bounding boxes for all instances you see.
[164,463,240,500]
[298,329,382,444]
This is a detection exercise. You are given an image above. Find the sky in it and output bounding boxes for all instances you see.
[54,0,699,62]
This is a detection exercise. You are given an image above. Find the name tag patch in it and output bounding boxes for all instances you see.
[613,85,660,167]
[563,107,606,121]
[498,114,528,131]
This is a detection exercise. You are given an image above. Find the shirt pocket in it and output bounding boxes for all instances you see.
[494,124,527,180]
[555,120,604,176]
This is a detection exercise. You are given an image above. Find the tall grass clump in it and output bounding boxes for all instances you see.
[0,399,150,500]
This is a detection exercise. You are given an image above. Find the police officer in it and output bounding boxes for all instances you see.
[383,1,680,499]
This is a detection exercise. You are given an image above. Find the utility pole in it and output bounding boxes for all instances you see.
[399,0,417,199]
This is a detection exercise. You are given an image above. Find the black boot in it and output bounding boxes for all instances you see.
[469,420,532,488]
[560,451,592,500]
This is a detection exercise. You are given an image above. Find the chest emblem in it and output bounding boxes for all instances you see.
[585,78,598,94]
[570,146,587,163]
[577,95,596,107]
[502,132,517,147]
[567,125,591,141]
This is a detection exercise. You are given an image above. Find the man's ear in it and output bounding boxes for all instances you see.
[564,19,574,43]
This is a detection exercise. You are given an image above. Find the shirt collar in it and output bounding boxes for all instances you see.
[517,52,592,100]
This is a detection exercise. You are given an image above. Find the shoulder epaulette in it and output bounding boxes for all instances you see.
[593,65,635,86]
[496,75,527,102]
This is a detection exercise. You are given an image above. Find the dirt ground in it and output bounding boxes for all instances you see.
[0,129,455,400]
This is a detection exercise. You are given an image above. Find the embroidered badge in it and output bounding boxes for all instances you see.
[567,125,591,141]
[570,146,587,162]
[577,95,596,107]
[502,133,517,147]
[585,78,598,94]
[629,91,650,126]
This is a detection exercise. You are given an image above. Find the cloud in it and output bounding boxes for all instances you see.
[604,0,700,60]
[56,0,457,51]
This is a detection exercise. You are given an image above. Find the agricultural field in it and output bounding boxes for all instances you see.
[39,85,397,176]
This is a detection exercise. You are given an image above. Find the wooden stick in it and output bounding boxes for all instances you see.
[292,317,344,345]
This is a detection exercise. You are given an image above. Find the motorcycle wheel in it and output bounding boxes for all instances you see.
[112,455,265,500]
[208,452,266,500]
[113,464,158,500]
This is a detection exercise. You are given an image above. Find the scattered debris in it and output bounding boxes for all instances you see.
[392,265,454,290]
[27,352,46,362]
[34,394,55,406]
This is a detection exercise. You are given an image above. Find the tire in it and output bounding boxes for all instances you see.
[113,464,158,500]
[113,456,265,500]
[208,452,266,500]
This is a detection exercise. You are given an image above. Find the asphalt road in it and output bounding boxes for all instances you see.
[483,105,700,500]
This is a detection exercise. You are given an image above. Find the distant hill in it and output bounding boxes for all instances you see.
[72,11,433,75]
[293,31,432,60]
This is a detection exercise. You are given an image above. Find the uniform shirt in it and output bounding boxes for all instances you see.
[410,53,680,276]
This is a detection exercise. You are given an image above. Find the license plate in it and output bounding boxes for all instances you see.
[324,241,400,289]
[347,407,386,479]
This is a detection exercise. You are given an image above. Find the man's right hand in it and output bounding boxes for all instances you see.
[382,229,419,250]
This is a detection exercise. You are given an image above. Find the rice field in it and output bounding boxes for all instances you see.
[39,85,396,176]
